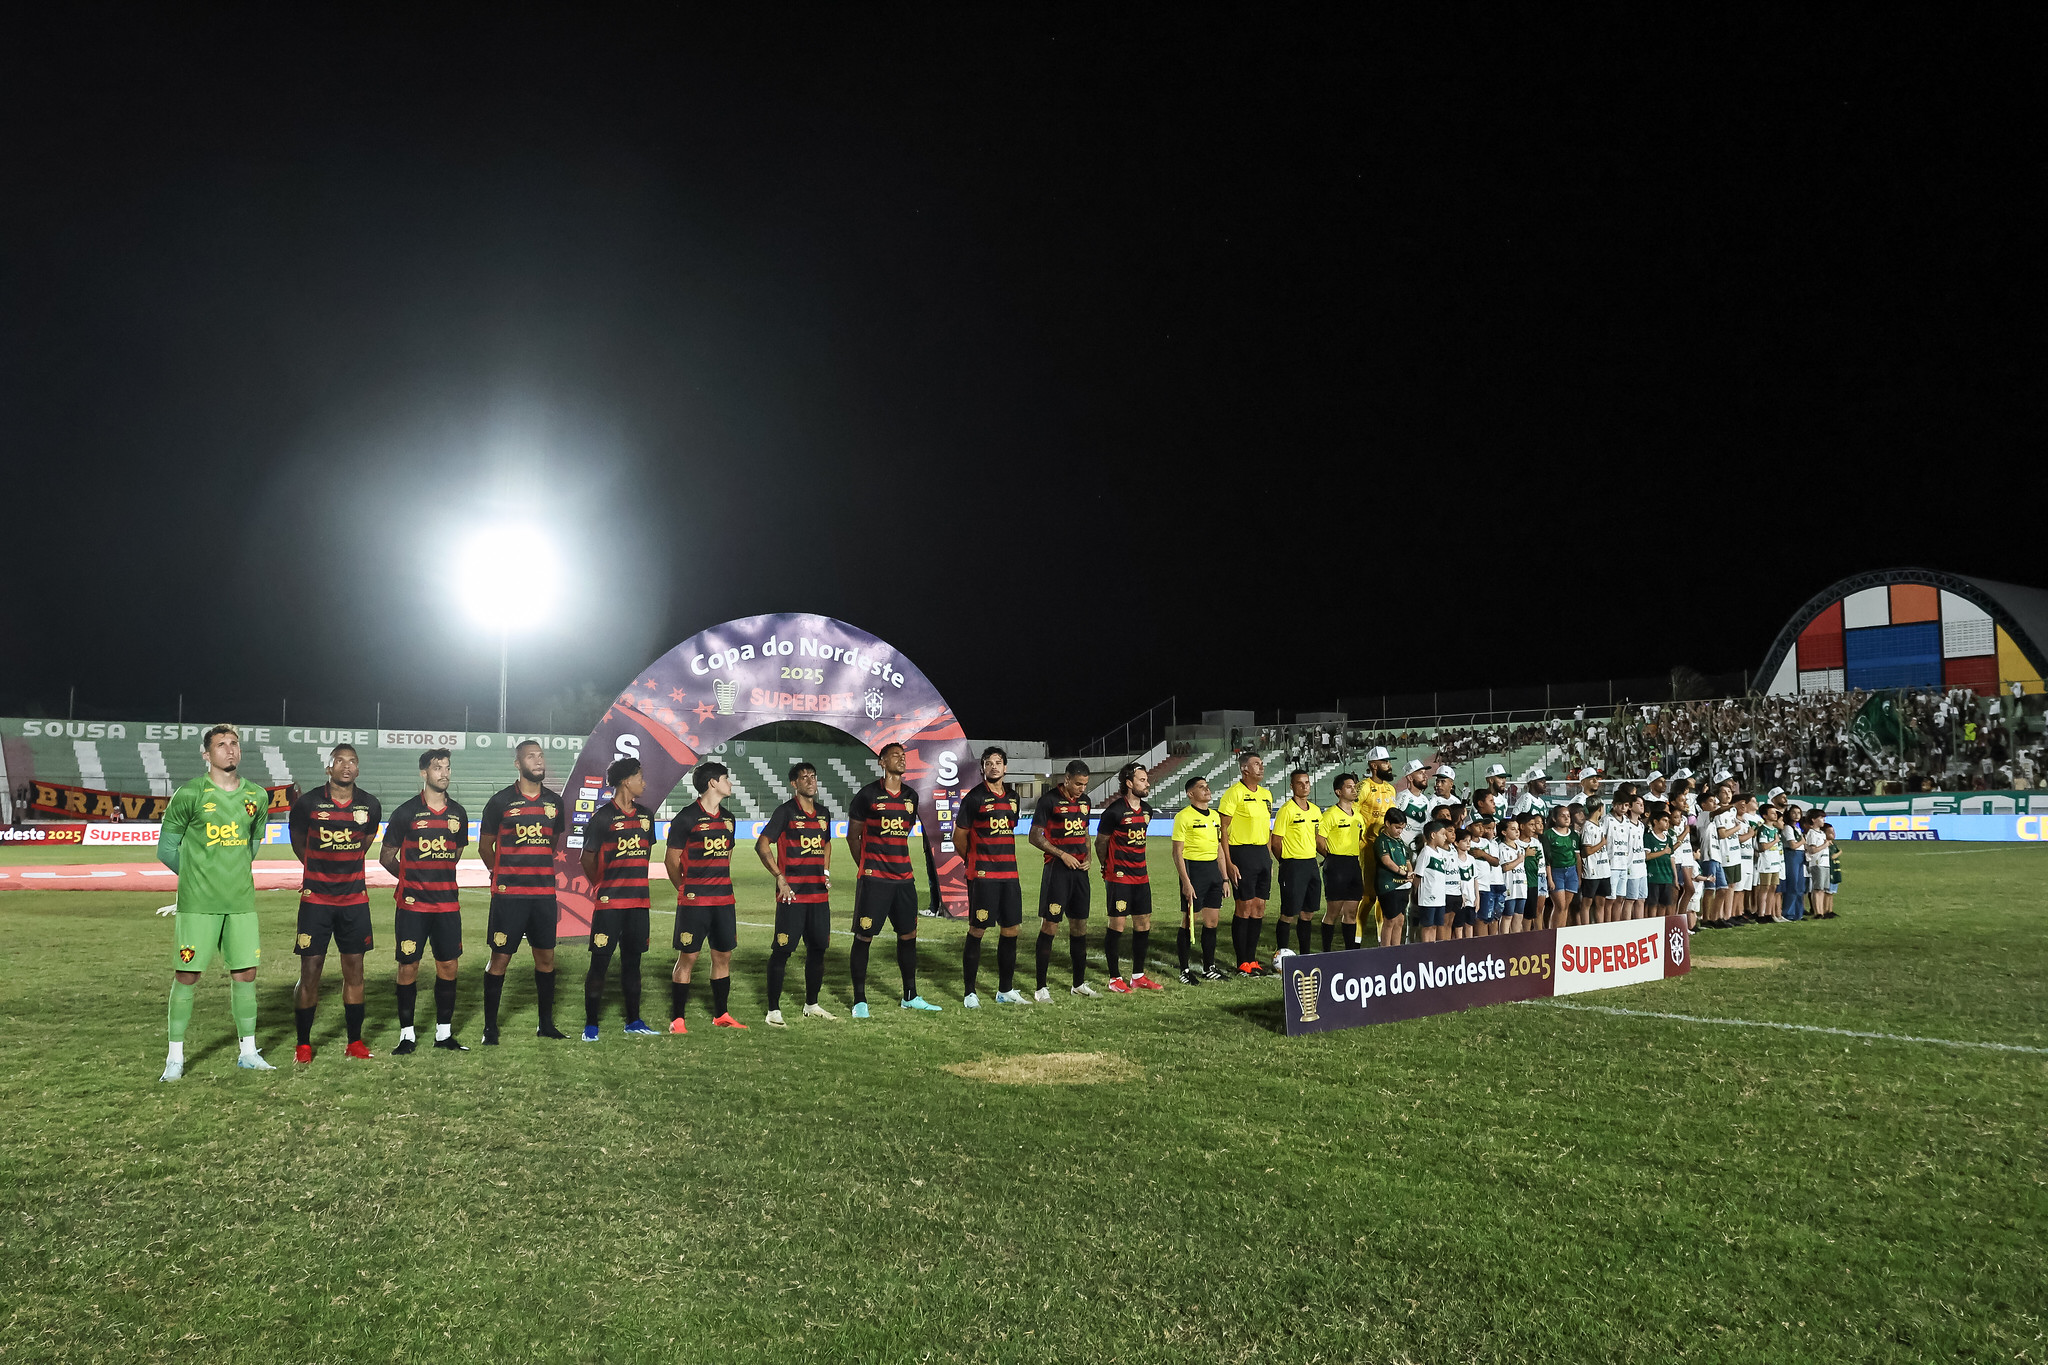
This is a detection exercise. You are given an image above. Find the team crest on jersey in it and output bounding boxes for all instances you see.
[400,939,418,955]
[447,817,461,831]
[543,804,557,819]
[685,892,696,900]
[776,932,790,946]
[297,933,312,948]
[593,933,610,948]
[178,946,196,963]
[243,798,260,818]
[353,809,369,825]
[493,931,508,947]
[599,895,610,903]
[404,895,416,905]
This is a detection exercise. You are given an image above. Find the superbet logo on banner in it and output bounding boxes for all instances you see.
[1552,919,1677,996]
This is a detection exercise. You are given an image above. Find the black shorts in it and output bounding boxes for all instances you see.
[854,877,919,938]
[1648,881,1677,908]
[1104,882,1152,920]
[675,899,738,954]
[486,894,557,954]
[1450,896,1475,928]
[393,907,463,964]
[969,879,1024,930]
[588,904,651,955]
[1040,863,1091,921]
[1183,861,1225,913]
[1417,900,1446,929]
[1323,857,1364,902]
[1584,877,1613,899]
[772,900,832,952]
[1377,886,1410,920]
[1229,845,1272,900]
[296,899,374,956]
[1277,857,1322,918]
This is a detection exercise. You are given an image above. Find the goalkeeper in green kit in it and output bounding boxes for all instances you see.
[156,724,276,1079]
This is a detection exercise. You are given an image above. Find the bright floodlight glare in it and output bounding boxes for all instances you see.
[458,523,560,632]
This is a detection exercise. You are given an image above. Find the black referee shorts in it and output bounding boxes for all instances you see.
[968,879,1024,930]
[1323,856,1364,903]
[1229,845,1272,900]
[1277,857,1321,919]
[1182,861,1225,914]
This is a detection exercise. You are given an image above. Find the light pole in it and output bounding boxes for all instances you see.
[459,523,559,737]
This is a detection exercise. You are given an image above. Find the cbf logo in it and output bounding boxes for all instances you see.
[863,689,885,719]
[1669,927,1686,966]
[1292,967,1322,1023]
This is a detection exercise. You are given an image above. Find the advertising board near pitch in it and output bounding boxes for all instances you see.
[1284,915,1692,1036]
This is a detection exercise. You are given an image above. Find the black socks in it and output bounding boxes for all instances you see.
[996,934,1018,993]
[483,972,505,1031]
[1177,926,1192,970]
[897,937,918,1001]
[433,975,455,1026]
[804,947,825,1007]
[1200,925,1218,970]
[585,958,608,1028]
[1130,928,1150,979]
[712,975,731,1018]
[1035,932,1053,989]
[396,981,417,1029]
[850,937,871,1005]
[768,945,792,1012]
[1322,922,1336,952]
[672,979,690,1021]
[295,1005,315,1046]
[620,950,643,1023]
[1295,918,1311,954]
[1069,932,1087,987]
[534,969,555,1031]
[1104,928,1122,980]
[963,934,983,995]
[343,1001,365,1043]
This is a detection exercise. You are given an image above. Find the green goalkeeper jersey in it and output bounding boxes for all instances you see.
[160,773,270,916]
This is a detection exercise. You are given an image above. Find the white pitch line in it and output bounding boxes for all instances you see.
[1531,1000,2048,1055]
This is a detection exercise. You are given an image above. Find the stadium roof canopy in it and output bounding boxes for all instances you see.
[1759,568,2048,697]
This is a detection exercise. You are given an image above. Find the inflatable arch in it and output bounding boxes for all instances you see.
[550,614,970,935]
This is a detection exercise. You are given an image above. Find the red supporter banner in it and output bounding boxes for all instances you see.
[1282,915,1692,1036]
[25,780,294,823]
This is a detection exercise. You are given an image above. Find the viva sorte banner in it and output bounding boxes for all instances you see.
[1284,916,1692,1036]
[552,614,970,936]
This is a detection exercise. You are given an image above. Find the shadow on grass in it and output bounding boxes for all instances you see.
[1220,997,1287,1034]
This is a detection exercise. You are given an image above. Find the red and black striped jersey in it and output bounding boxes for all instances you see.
[1098,796,1152,885]
[668,801,738,908]
[583,800,657,911]
[955,783,1020,881]
[382,795,469,911]
[289,784,382,907]
[1033,789,1093,867]
[480,783,566,898]
[850,779,919,881]
[762,796,832,904]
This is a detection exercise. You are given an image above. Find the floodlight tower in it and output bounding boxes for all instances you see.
[457,524,560,733]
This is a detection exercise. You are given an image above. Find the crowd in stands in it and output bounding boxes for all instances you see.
[1341,687,2046,796]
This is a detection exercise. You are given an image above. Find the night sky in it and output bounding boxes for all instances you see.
[3,9,2035,745]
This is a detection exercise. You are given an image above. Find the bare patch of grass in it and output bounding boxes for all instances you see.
[1693,955,1786,969]
[942,1051,1141,1084]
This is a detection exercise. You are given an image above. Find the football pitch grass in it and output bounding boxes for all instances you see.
[2,840,2043,1363]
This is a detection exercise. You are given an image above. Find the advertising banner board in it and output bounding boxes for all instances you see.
[1283,915,1691,1036]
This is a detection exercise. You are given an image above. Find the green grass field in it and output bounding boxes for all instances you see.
[2,839,2043,1363]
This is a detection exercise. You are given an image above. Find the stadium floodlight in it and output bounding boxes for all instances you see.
[457,523,561,733]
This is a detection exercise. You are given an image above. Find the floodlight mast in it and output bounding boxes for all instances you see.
[459,524,558,738]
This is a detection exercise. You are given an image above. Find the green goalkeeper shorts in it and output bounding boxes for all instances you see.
[174,911,262,972]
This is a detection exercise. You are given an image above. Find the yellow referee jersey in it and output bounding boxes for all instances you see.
[1318,802,1363,857]
[1172,805,1221,862]
[1218,780,1273,846]
[1273,798,1321,859]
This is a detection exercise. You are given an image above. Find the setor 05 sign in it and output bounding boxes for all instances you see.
[1283,915,1691,1036]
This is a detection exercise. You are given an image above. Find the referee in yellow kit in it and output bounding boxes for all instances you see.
[1218,750,1275,976]
[1317,772,1367,950]
[1271,768,1321,955]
